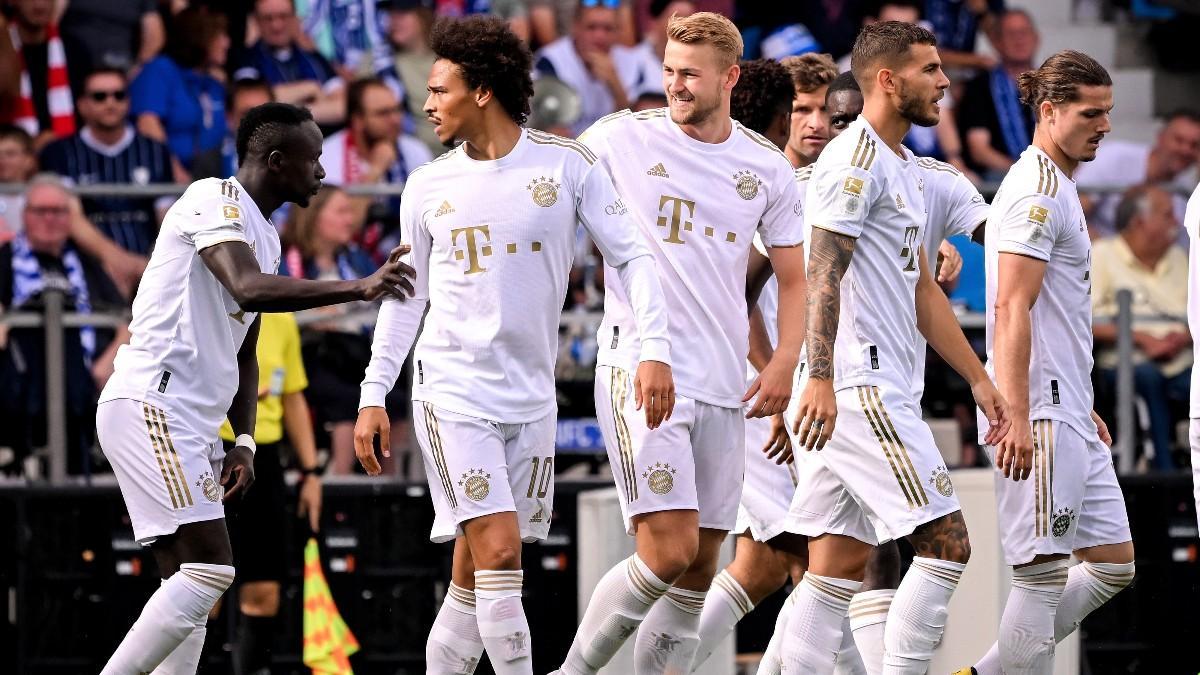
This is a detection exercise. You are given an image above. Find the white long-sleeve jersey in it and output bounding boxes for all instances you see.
[359,129,670,423]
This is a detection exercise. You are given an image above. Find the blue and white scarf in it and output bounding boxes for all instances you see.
[11,233,95,365]
[990,66,1031,161]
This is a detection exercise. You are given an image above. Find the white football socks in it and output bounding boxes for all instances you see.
[755,584,797,675]
[101,563,234,675]
[998,560,1069,674]
[974,560,1134,675]
[474,570,532,675]
[150,625,206,675]
[634,586,705,674]
[427,582,484,674]
[692,570,754,670]
[560,554,670,675]
[833,613,868,675]
[882,558,964,674]
[849,589,894,675]
[781,574,862,674]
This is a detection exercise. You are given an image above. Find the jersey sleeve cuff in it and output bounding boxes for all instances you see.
[359,383,390,411]
[638,337,672,366]
[996,240,1051,262]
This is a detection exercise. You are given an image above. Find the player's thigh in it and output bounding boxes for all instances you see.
[692,402,746,533]
[97,399,227,550]
[412,401,512,544]
[1074,435,1133,558]
[985,419,1088,566]
[825,385,961,544]
[596,366,699,533]
[504,413,557,543]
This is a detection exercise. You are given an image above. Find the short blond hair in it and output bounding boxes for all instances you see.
[666,12,743,68]
[781,53,838,94]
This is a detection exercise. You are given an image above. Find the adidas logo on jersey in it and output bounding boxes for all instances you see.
[895,193,905,210]
[435,200,455,217]
[647,163,669,178]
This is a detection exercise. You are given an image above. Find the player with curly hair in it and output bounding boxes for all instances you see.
[353,15,674,675]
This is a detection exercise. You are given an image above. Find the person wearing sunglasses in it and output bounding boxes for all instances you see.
[532,0,643,136]
[40,68,187,263]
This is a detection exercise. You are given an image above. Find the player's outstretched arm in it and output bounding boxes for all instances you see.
[223,316,260,502]
[746,244,805,418]
[200,242,416,313]
[991,251,1048,480]
[792,229,853,450]
[915,246,1011,450]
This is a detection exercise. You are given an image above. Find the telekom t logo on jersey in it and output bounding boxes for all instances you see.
[451,225,544,275]
[656,195,738,245]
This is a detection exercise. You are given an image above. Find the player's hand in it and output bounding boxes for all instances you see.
[354,406,391,476]
[360,245,416,302]
[1092,409,1112,446]
[634,360,675,430]
[763,412,793,464]
[220,445,255,502]
[994,419,1033,481]
[936,239,963,287]
[744,357,794,418]
[793,378,836,451]
[297,473,322,532]
[971,379,1011,446]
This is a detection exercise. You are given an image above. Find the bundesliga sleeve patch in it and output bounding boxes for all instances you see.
[222,204,241,221]
[1026,205,1049,242]
[842,177,864,196]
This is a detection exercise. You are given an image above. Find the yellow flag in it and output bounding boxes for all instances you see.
[303,538,360,674]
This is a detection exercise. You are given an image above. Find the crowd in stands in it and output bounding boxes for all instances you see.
[0,0,1196,477]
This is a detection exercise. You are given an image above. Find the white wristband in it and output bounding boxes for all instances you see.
[234,434,256,455]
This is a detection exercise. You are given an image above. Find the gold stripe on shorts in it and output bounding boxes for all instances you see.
[1046,420,1055,533]
[142,403,192,508]
[142,403,182,509]
[870,387,928,507]
[422,403,457,509]
[152,401,194,502]
[611,367,638,502]
[858,387,919,509]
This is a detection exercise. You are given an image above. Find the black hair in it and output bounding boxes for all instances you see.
[850,20,938,86]
[731,59,795,136]
[0,124,33,153]
[236,102,315,165]
[347,76,392,120]
[226,78,275,110]
[83,67,128,91]
[429,16,533,125]
[826,71,862,101]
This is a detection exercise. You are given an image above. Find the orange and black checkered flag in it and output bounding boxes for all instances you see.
[303,538,359,673]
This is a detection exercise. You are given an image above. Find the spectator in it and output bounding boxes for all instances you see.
[0,174,129,475]
[492,0,532,43]
[0,16,20,120]
[373,0,441,156]
[0,125,36,242]
[534,0,645,135]
[1075,110,1200,235]
[58,0,165,95]
[956,8,1038,178]
[222,77,275,177]
[1093,185,1192,470]
[130,6,230,178]
[924,0,1002,73]
[530,0,638,49]
[236,0,347,126]
[632,90,667,111]
[39,68,182,258]
[297,0,385,78]
[625,0,694,91]
[322,77,432,257]
[280,185,381,475]
[3,0,77,151]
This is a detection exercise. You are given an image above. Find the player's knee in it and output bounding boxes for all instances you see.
[475,543,521,571]
[648,535,699,582]
[863,541,903,591]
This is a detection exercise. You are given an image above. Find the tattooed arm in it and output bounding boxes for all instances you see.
[791,227,856,450]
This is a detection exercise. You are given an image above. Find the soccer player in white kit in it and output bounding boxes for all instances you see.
[95,103,413,675]
[1188,175,1200,532]
[967,50,1134,675]
[350,17,674,675]
[784,23,1010,675]
[692,53,834,673]
[553,12,808,675]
